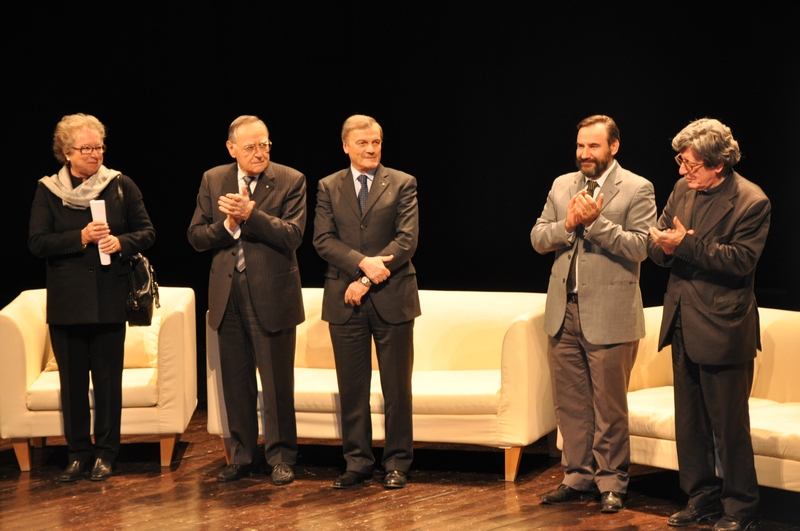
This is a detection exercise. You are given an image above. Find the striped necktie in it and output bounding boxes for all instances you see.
[357,174,369,214]
[236,176,255,272]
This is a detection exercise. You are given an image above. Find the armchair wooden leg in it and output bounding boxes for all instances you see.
[547,429,561,458]
[504,446,523,482]
[221,437,231,465]
[31,437,46,449]
[160,434,180,467]
[12,439,32,472]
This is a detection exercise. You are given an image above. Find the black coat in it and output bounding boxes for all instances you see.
[28,173,155,325]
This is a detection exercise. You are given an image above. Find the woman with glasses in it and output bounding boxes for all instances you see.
[28,113,155,482]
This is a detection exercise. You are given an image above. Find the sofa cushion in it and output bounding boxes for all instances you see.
[750,403,800,461]
[26,368,159,410]
[627,386,676,440]
[44,317,162,371]
[291,368,500,415]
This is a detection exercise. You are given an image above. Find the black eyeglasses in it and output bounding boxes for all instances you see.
[674,154,704,171]
[72,144,106,155]
[237,141,272,154]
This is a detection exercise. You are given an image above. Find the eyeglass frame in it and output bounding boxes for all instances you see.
[674,153,705,171]
[71,144,107,155]
[236,141,273,154]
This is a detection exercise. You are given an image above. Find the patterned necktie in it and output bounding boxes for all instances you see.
[357,174,369,214]
[566,180,599,293]
[236,176,255,272]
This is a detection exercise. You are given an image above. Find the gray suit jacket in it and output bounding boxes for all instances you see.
[188,161,306,332]
[313,164,420,325]
[531,163,656,345]
[647,172,770,364]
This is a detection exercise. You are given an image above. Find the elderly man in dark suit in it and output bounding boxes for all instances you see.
[531,115,656,513]
[188,115,306,485]
[649,119,770,531]
[314,114,420,489]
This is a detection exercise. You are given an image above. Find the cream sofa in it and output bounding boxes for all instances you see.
[0,287,198,471]
[628,305,800,492]
[206,288,553,481]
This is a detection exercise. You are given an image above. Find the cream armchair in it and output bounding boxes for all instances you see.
[0,287,197,471]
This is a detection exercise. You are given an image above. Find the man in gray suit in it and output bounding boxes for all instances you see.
[314,114,420,489]
[649,119,769,531]
[531,115,656,512]
[188,115,305,484]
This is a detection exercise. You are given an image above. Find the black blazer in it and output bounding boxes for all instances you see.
[313,164,420,325]
[28,174,155,325]
[648,172,771,364]
[188,161,306,332]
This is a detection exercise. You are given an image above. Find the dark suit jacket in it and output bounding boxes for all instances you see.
[188,161,306,332]
[313,164,420,325]
[647,172,771,364]
[28,173,155,325]
[531,163,657,345]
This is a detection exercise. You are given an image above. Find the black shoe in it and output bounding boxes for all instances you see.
[271,463,295,485]
[333,470,371,489]
[59,460,88,483]
[217,463,256,482]
[541,484,595,504]
[668,502,724,527]
[713,513,759,531]
[383,470,408,489]
[600,491,626,513]
[89,458,113,481]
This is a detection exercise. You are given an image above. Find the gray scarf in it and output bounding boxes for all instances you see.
[39,164,121,210]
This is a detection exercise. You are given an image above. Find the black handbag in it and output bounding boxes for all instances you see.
[126,253,159,326]
[117,177,159,326]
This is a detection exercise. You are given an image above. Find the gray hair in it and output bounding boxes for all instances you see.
[53,113,106,165]
[341,114,383,143]
[228,115,267,143]
[672,118,741,173]
[577,115,620,146]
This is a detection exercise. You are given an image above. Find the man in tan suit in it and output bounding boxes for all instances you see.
[531,115,656,513]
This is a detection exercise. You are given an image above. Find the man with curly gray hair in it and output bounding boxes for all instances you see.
[648,118,770,531]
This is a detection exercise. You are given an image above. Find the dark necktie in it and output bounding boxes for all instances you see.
[236,176,255,272]
[566,180,599,294]
[357,174,369,214]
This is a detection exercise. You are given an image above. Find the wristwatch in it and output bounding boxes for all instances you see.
[360,275,372,287]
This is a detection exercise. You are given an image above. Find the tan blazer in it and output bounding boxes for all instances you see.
[531,163,657,345]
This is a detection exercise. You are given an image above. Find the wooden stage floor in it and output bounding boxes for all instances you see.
[2,408,798,530]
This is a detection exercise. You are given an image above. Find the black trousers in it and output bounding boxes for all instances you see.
[671,313,759,519]
[218,269,298,467]
[329,297,414,474]
[49,322,126,463]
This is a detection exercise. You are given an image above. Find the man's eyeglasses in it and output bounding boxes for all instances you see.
[72,145,106,155]
[674,154,705,171]
[238,141,272,154]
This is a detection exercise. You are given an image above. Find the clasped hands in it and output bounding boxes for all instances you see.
[81,221,121,254]
[344,255,394,306]
[649,216,694,255]
[219,185,256,230]
[566,189,604,233]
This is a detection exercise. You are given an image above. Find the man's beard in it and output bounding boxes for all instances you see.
[576,153,611,178]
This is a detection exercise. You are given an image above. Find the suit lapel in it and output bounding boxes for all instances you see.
[362,164,389,217]
[251,166,275,205]
[682,188,696,230]
[339,168,361,217]
[692,173,737,238]
[598,164,620,212]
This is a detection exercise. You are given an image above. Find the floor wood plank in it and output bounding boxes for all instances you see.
[2,408,798,530]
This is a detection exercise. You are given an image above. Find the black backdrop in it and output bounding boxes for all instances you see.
[6,6,798,369]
